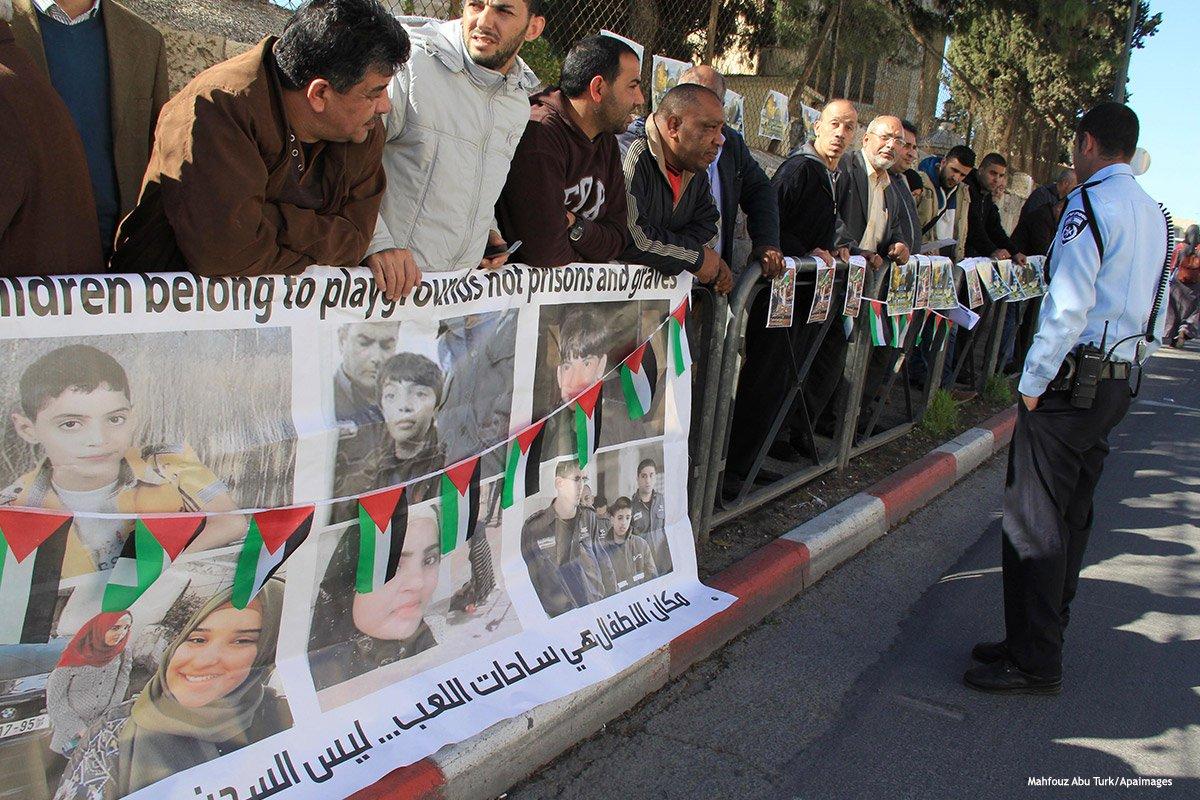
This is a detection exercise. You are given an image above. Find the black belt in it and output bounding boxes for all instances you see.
[1048,358,1130,391]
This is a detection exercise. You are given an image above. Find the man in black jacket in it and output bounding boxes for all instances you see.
[724,99,856,490]
[678,65,783,276]
[966,152,1023,261]
[617,83,731,293]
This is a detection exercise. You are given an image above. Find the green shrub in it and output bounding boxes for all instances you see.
[921,388,960,438]
[983,374,1014,406]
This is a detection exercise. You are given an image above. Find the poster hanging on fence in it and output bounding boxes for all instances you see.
[758,90,790,142]
[800,103,820,144]
[724,89,746,134]
[913,256,932,310]
[1011,258,1043,299]
[807,262,835,324]
[976,258,1009,300]
[766,258,797,328]
[928,257,958,310]
[1028,255,1048,294]
[651,55,691,110]
[0,265,734,800]
[962,259,986,308]
[887,258,917,316]
[843,256,867,318]
[600,30,643,68]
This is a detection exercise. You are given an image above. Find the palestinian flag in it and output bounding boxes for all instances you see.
[355,485,408,594]
[574,381,603,469]
[102,514,205,612]
[0,509,70,644]
[867,301,889,346]
[668,298,691,377]
[891,311,913,346]
[232,505,314,609]
[440,457,481,555]
[915,309,932,347]
[502,421,546,510]
[619,342,657,420]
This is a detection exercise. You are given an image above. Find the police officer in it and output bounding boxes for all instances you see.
[520,459,606,616]
[630,458,671,572]
[965,103,1170,694]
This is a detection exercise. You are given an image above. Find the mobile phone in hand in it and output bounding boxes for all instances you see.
[484,239,522,258]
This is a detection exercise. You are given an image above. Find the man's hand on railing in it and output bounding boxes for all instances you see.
[888,242,911,265]
[808,248,834,268]
[752,245,786,279]
[991,248,1011,261]
[365,247,422,300]
[1014,252,1028,266]
[696,247,733,294]
[865,252,884,269]
[835,246,851,264]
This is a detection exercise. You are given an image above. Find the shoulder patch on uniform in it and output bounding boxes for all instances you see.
[1060,208,1088,244]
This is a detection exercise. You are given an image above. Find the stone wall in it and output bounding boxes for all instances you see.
[156,24,252,95]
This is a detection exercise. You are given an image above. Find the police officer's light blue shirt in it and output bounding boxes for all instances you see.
[1020,163,1169,397]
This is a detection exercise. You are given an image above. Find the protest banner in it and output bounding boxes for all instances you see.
[0,264,733,800]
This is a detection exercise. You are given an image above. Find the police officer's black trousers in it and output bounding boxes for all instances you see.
[1000,380,1131,678]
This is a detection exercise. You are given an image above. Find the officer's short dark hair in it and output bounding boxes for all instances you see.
[901,119,918,138]
[979,152,1007,171]
[559,35,636,99]
[945,145,976,169]
[1076,102,1139,159]
[555,458,581,479]
[559,310,608,361]
[377,352,444,405]
[20,345,130,419]
[658,83,721,119]
[274,0,410,93]
[610,496,632,513]
[637,458,657,474]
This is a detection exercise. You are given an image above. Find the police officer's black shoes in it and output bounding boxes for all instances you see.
[970,640,1008,664]
[963,659,1061,695]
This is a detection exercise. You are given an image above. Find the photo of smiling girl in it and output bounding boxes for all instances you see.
[54,579,290,800]
[307,504,441,694]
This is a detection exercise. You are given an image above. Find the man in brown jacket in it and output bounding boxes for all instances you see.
[111,0,409,278]
[9,0,168,256]
[0,1,103,276]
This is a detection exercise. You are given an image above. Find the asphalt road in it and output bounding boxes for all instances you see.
[510,345,1200,799]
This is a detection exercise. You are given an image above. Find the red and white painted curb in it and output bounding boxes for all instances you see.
[351,406,1018,800]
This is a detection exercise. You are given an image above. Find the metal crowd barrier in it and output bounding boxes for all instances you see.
[685,282,728,534]
[698,258,850,537]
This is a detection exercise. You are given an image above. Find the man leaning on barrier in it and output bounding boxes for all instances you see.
[0,0,103,275]
[836,115,911,269]
[109,0,409,280]
[677,65,783,277]
[965,103,1170,695]
[886,119,922,256]
[617,83,733,295]
[917,144,975,262]
[723,99,855,492]
[495,34,640,268]
[367,0,545,295]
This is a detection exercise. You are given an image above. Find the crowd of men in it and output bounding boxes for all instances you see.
[2,0,1076,484]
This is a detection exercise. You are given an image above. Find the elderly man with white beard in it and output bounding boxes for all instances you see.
[835,114,911,268]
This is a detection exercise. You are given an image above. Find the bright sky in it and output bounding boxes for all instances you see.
[1128,0,1199,224]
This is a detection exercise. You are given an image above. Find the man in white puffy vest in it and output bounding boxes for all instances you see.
[365,0,545,297]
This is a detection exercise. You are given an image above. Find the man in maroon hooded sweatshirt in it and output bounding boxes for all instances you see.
[496,34,644,267]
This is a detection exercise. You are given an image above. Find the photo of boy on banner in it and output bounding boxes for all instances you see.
[928,257,958,310]
[887,259,917,315]
[532,303,668,459]
[913,257,932,310]
[54,564,292,800]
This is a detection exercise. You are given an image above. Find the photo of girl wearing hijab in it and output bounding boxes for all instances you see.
[46,612,133,758]
[54,579,290,800]
[308,505,441,694]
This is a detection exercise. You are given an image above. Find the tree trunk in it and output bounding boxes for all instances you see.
[784,0,840,151]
